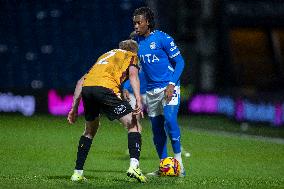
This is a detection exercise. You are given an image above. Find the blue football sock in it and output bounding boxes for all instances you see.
[164,105,181,154]
[150,115,168,159]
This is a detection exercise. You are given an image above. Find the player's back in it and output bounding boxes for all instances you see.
[83,49,138,94]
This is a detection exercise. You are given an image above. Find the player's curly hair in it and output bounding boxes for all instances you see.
[133,6,155,31]
[119,39,138,53]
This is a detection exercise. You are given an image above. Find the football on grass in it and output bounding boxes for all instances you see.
[159,157,181,176]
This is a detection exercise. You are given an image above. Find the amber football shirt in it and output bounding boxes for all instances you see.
[83,49,138,95]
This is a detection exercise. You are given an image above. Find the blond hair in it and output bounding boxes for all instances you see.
[119,39,138,53]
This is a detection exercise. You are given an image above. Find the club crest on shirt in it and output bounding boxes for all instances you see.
[150,42,156,49]
[114,104,126,115]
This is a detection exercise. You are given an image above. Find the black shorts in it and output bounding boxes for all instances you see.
[82,86,133,121]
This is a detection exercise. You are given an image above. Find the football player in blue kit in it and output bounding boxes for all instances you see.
[132,7,186,176]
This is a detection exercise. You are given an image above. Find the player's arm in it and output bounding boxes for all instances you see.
[67,75,85,124]
[129,65,143,118]
[170,55,185,87]
[165,55,185,102]
[162,34,185,102]
[122,79,131,101]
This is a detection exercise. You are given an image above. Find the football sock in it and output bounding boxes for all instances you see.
[74,169,83,176]
[130,158,139,168]
[150,115,168,159]
[174,152,183,166]
[75,136,93,170]
[167,127,181,154]
[164,105,181,154]
[128,132,141,161]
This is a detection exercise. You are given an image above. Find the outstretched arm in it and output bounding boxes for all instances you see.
[67,75,85,124]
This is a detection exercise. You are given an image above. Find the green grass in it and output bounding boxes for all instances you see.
[0,114,283,188]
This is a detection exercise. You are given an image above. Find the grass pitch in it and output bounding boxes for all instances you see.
[0,114,283,189]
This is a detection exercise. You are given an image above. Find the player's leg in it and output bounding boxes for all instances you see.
[145,115,168,177]
[71,118,100,181]
[146,90,168,176]
[164,105,182,153]
[164,106,185,176]
[71,86,100,181]
[164,104,181,151]
[121,93,143,164]
[119,114,146,183]
[129,91,166,160]
[146,90,168,160]
[124,93,146,156]
[163,86,185,176]
[109,93,143,168]
[128,93,144,121]
[120,114,142,168]
[102,87,146,183]
[150,115,168,159]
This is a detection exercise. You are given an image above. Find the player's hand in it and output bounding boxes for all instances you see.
[67,108,78,124]
[123,89,130,101]
[165,84,175,102]
[133,100,144,118]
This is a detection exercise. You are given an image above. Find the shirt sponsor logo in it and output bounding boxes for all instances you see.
[139,54,160,63]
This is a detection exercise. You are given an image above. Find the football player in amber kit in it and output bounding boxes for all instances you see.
[68,39,146,183]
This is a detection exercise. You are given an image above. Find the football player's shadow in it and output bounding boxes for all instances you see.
[46,175,132,186]
[46,175,70,179]
[116,155,157,161]
[85,169,123,173]
[46,175,94,179]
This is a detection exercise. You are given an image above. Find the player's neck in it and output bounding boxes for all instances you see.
[143,30,152,37]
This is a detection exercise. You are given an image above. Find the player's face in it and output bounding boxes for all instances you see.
[133,15,150,37]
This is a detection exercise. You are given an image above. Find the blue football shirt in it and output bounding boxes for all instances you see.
[136,30,181,90]
[123,69,147,94]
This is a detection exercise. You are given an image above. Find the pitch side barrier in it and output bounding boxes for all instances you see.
[1,89,284,127]
[188,93,284,127]
[0,89,83,116]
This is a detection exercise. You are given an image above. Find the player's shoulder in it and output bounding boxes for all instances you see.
[123,50,138,63]
[153,30,173,40]
[126,50,137,57]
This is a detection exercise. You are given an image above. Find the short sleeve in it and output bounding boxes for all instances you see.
[129,55,140,70]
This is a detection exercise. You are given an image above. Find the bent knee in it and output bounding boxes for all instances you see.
[83,119,99,138]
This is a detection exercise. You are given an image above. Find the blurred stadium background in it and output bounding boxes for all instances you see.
[1,0,284,128]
